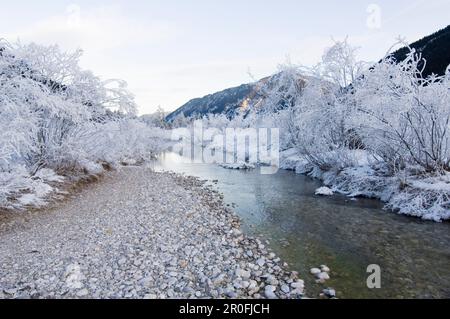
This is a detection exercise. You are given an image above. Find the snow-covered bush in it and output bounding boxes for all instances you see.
[155,38,450,221]
[385,173,450,221]
[241,39,449,221]
[353,47,450,173]
[0,40,166,210]
[275,39,366,171]
[286,40,449,221]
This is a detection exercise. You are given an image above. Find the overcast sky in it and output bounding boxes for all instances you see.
[1,0,449,114]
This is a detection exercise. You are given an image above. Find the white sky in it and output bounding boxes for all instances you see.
[1,0,449,114]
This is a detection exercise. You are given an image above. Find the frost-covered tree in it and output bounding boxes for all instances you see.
[318,37,366,88]
[0,40,165,209]
[353,44,450,173]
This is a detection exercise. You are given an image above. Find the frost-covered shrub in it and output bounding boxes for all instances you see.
[158,38,450,221]
[265,40,449,220]
[66,119,168,167]
[277,40,366,170]
[353,47,450,173]
[0,41,166,210]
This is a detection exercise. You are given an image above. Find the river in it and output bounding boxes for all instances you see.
[150,152,450,299]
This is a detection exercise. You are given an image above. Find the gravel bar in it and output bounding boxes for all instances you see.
[0,166,304,299]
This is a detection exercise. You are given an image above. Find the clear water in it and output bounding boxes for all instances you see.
[150,152,450,299]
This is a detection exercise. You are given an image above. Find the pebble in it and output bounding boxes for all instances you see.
[323,288,336,298]
[310,268,321,275]
[316,272,330,281]
[235,268,251,280]
[248,280,258,290]
[281,284,290,294]
[76,289,89,297]
[4,288,17,295]
[241,281,250,289]
[256,258,266,267]
[291,280,304,289]
[0,168,304,299]
[320,265,331,273]
[264,285,277,299]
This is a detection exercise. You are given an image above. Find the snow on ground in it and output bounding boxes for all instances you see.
[0,41,171,212]
[279,149,311,174]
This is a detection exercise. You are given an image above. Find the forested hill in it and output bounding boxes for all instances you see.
[165,81,260,122]
[390,25,450,77]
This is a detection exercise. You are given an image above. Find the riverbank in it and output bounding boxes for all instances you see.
[151,152,450,298]
[279,149,450,222]
[0,166,303,299]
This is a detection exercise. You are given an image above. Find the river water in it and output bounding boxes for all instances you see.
[150,152,450,299]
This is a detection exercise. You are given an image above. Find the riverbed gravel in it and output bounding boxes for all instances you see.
[0,166,303,299]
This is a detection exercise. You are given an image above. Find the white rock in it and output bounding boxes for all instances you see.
[4,288,17,295]
[281,284,290,294]
[0,166,297,300]
[320,265,331,273]
[256,258,266,267]
[248,280,258,290]
[291,280,304,289]
[267,278,279,286]
[232,229,242,236]
[291,288,304,296]
[235,268,251,280]
[76,289,89,297]
[310,268,321,275]
[316,272,330,281]
[212,274,226,285]
[65,264,84,289]
[315,187,334,196]
[323,288,336,298]
[264,285,277,299]
[225,289,237,298]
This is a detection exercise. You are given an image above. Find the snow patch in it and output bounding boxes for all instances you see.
[315,187,334,196]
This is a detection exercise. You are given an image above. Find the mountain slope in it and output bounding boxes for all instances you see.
[166,72,306,122]
[166,81,264,122]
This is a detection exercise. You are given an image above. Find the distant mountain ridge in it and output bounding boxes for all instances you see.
[165,80,266,122]
[166,25,450,122]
